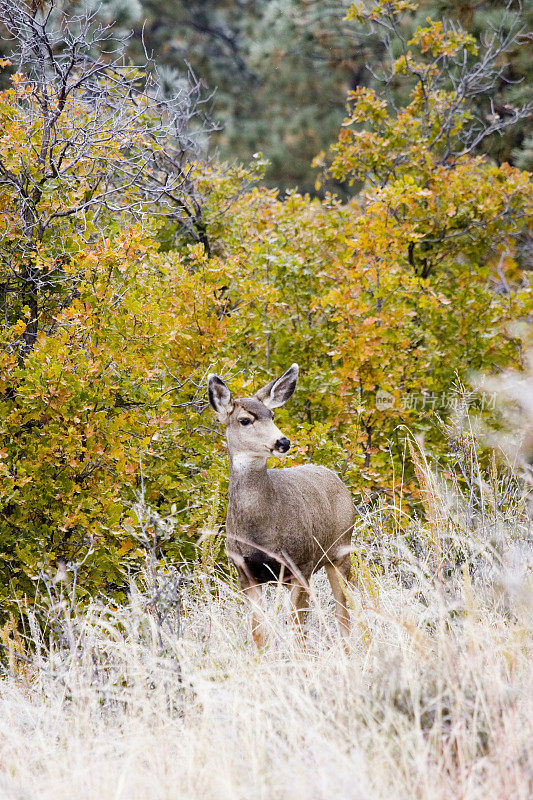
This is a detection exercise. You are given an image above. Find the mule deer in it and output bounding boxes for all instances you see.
[207,364,355,648]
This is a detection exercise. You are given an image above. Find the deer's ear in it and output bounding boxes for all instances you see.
[256,363,299,409]
[207,374,234,422]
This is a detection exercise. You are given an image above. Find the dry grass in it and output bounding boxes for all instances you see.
[1,453,532,799]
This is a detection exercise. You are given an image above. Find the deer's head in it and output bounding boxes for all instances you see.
[207,364,298,467]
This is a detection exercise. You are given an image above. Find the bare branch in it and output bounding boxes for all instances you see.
[0,0,220,358]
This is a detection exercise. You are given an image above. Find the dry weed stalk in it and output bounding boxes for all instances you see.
[407,437,446,570]
[476,347,533,502]
[0,614,32,684]
[196,479,225,577]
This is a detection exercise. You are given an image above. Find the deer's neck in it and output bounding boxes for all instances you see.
[227,453,271,527]
[229,452,268,480]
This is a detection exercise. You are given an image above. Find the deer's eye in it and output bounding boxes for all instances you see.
[238,418,252,426]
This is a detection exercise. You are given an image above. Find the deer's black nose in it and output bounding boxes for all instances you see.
[275,437,290,453]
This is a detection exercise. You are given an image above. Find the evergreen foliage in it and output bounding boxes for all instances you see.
[124,0,532,190]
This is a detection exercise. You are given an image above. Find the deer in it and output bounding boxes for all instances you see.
[207,363,355,649]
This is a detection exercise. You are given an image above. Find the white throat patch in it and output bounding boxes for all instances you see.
[231,453,267,471]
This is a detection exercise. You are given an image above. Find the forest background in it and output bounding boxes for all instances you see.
[0,0,531,617]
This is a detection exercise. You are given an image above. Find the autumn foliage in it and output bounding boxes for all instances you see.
[0,0,531,618]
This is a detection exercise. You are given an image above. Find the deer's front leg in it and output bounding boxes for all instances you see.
[243,583,266,649]
[325,562,351,647]
[290,583,310,644]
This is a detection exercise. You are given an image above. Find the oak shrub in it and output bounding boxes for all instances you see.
[1,2,532,619]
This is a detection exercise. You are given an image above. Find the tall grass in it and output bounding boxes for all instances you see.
[1,438,532,799]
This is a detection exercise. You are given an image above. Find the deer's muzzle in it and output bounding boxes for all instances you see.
[274,437,291,454]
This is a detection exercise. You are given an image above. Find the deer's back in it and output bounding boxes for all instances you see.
[226,464,355,582]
